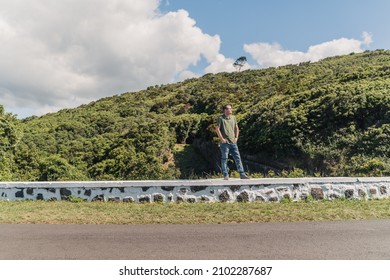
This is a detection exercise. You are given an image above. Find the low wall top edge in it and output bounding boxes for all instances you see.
[0,177,389,188]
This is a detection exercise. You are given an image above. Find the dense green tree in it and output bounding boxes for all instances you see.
[233,56,247,72]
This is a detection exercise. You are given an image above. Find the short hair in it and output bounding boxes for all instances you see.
[222,104,232,111]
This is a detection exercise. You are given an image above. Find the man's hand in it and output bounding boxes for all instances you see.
[234,137,238,143]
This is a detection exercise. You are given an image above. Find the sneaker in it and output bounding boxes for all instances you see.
[223,176,229,180]
[240,174,250,179]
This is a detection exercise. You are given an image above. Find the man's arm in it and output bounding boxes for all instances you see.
[234,124,239,143]
[215,126,227,143]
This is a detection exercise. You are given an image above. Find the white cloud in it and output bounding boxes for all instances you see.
[244,32,373,68]
[204,54,236,73]
[0,0,223,117]
[362,31,373,45]
[177,70,199,81]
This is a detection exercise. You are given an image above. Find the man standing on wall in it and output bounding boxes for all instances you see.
[215,104,250,180]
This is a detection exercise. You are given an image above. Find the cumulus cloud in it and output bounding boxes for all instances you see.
[177,70,200,81]
[362,31,373,45]
[244,32,373,68]
[204,54,236,73]
[0,0,223,117]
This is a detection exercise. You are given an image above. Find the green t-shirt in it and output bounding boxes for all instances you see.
[217,115,237,143]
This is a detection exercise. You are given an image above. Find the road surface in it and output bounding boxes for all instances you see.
[1,220,389,259]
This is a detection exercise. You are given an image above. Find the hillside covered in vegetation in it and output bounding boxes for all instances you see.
[1,50,389,181]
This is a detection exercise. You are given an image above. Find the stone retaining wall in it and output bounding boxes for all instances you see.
[1,177,389,203]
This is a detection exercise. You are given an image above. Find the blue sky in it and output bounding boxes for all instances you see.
[0,0,389,118]
[162,0,389,53]
[161,0,389,70]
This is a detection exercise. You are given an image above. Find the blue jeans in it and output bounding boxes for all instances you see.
[220,143,245,177]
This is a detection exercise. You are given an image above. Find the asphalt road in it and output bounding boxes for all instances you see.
[1,220,389,260]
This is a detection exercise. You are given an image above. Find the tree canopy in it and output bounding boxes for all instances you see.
[233,56,247,71]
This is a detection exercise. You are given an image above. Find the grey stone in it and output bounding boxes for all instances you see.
[60,188,72,197]
[255,195,265,202]
[92,195,104,201]
[236,191,249,202]
[345,189,354,199]
[230,186,241,192]
[265,190,274,195]
[139,196,151,203]
[311,188,324,200]
[15,190,24,198]
[358,189,366,197]
[293,184,300,190]
[219,190,230,202]
[187,197,196,203]
[329,193,340,199]
[153,194,164,203]
[123,197,134,203]
[191,186,207,193]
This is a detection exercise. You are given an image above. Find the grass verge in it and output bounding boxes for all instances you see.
[1,199,389,224]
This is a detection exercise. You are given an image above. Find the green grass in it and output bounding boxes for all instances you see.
[1,199,389,224]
